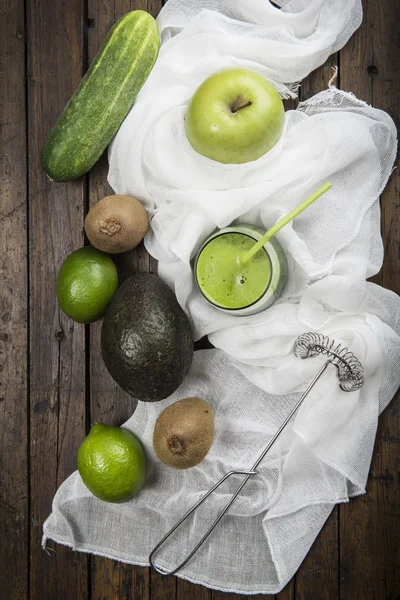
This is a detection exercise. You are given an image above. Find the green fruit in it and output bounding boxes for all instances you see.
[101,273,194,402]
[56,246,118,323]
[78,423,147,503]
[185,68,285,164]
[42,11,160,182]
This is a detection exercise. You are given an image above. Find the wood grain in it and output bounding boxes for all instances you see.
[177,579,211,600]
[212,588,267,600]
[294,509,339,600]
[86,1,163,599]
[150,572,178,600]
[275,581,295,600]
[91,559,150,600]
[27,0,88,598]
[0,0,28,598]
[339,0,400,598]
[0,0,398,598]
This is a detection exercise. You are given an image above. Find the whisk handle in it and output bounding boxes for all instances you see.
[251,361,330,470]
[149,469,257,576]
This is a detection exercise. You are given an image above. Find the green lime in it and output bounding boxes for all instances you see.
[77,423,147,503]
[56,246,118,323]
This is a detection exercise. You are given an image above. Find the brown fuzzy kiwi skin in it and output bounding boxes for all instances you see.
[85,194,149,254]
[153,397,214,469]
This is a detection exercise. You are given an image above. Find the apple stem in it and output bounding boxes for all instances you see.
[231,98,252,113]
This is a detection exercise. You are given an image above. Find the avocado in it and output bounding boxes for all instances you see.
[101,273,194,402]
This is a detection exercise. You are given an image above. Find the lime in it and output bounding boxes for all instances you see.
[56,246,118,323]
[77,423,147,503]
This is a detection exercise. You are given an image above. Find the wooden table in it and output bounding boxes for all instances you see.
[1,0,399,598]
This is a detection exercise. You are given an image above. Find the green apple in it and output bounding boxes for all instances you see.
[185,68,285,164]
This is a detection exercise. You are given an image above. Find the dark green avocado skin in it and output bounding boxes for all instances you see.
[101,273,194,402]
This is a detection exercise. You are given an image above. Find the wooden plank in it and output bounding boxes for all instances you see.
[212,588,268,600]
[293,509,339,600]
[86,1,162,599]
[275,582,295,600]
[177,580,211,600]
[0,0,28,598]
[371,4,400,600]
[151,572,177,600]
[27,0,89,598]
[289,55,340,600]
[339,0,400,597]
[91,559,150,600]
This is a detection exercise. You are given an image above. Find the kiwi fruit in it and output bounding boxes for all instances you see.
[153,397,214,469]
[85,194,149,254]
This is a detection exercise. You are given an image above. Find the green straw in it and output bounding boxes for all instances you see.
[240,181,332,265]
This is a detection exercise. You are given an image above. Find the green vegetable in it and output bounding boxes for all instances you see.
[42,10,159,182]
[101,274,194,402]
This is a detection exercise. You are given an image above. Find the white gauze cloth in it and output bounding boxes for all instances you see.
[43,0,400,595]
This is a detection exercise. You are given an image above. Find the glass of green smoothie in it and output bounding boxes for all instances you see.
[194,224,288,316]
[194,182,333,316]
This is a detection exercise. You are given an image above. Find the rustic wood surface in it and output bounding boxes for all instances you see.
[0,0,399,598]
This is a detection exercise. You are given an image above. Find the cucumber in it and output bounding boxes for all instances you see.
[42,11,159,182]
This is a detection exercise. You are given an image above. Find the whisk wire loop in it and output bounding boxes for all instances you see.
[294,332,364,391]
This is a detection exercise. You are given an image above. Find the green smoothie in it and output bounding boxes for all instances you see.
[195,232,272,310]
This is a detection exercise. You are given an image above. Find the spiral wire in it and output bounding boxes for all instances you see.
[294,332,364,392]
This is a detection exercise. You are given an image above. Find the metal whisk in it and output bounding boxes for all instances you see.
[149,332,365,576]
